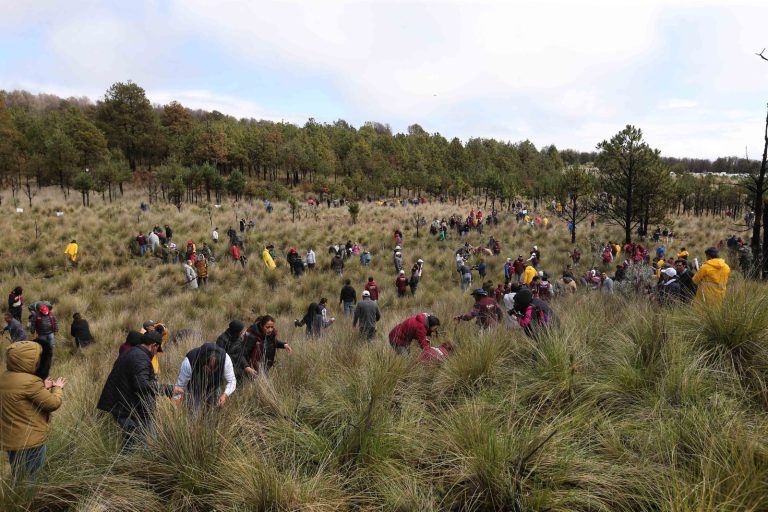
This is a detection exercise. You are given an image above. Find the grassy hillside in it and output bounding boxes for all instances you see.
[0,188,766,511]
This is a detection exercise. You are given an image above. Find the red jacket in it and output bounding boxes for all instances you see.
[389,313,430,350]
[364,281,379,300]
[395,276,409,292]
[419,344,451,363]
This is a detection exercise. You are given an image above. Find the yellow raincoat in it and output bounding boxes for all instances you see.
[64,242,78,262]
[262,248,276,269]
[692,258,731,305]
[523,265,538,285]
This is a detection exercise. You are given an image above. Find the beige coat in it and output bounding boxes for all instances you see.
[0,341,63,450]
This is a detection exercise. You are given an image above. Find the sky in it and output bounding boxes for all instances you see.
[1,0,766,160]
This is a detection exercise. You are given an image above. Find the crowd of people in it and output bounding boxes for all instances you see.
[0,200,740,483]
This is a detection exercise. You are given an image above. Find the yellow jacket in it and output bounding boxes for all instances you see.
[692,258,731,305]
[64,242,78,262]
[677,250,689,260]
[523,265,537,285]
[140,323,168,374]
[262,249,276,269]
[0,342,63,450]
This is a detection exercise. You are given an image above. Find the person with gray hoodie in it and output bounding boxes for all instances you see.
[353,290,381,341]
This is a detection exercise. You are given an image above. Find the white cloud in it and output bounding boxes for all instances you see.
[2,0,767,159]
[660,99,699,110]
[148,89,308,125]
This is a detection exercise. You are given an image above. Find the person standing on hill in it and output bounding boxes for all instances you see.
[164,224,173,242]
[409,259,424,296]
[8,286,23,322]
[513,256,525,283]
[339,279,357,316]
[136,232,147,257]
[212,227,219,244]
[97,331,171,449]
[393,251,404,274]
[692,247,731,305]
[395,270,409,297]
[183,260,198,290]
[147,230,160,255]
[353,291,381,341]
[364,277,380,301]
[0,341,66,482]
[331,252,344,275]
[31,305,57,349]
[195,254,209,287]
[64,239,78,269]
[306,248,316,270]
[522,262,537,285]
[70,312,94,348]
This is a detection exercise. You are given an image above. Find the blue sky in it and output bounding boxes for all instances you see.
[1,0,766,159]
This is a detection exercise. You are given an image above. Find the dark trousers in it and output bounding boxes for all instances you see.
[114,415,152,450]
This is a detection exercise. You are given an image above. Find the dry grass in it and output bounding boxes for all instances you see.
[0,187,766,511]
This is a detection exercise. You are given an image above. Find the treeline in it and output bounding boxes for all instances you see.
[0,82,755,217]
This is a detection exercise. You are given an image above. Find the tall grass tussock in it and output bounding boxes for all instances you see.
[0,187,766,511]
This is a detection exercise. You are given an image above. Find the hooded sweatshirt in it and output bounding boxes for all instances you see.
[692,258,731,305]
[0,341,63,450]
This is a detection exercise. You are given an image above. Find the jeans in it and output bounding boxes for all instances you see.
[8,444,47,482]
[38,332,56,349]
[139,245,147,257]
[462,273,472,290]
[343,301,354,316]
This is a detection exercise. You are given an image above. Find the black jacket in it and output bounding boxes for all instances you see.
[97,345,170,421]
[216,330,247,378]
[32,337,53,380]
[677,270,697,301]
[243,322,286,372]
[339,284,357,304]
[70,318,94,347]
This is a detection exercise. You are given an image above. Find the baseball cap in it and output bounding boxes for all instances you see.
[362,290,371,297]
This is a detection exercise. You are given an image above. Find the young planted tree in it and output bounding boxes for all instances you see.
[348,202,360,224]
[72,171,94,206]
[556,166,594,244]
[288,196,299,223]
[226,170,246,201]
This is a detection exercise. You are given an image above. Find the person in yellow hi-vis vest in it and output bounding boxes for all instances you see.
[262,246,276,269]
[692,247,731,306]
[64,239,79,269]
[140,320,168,374]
